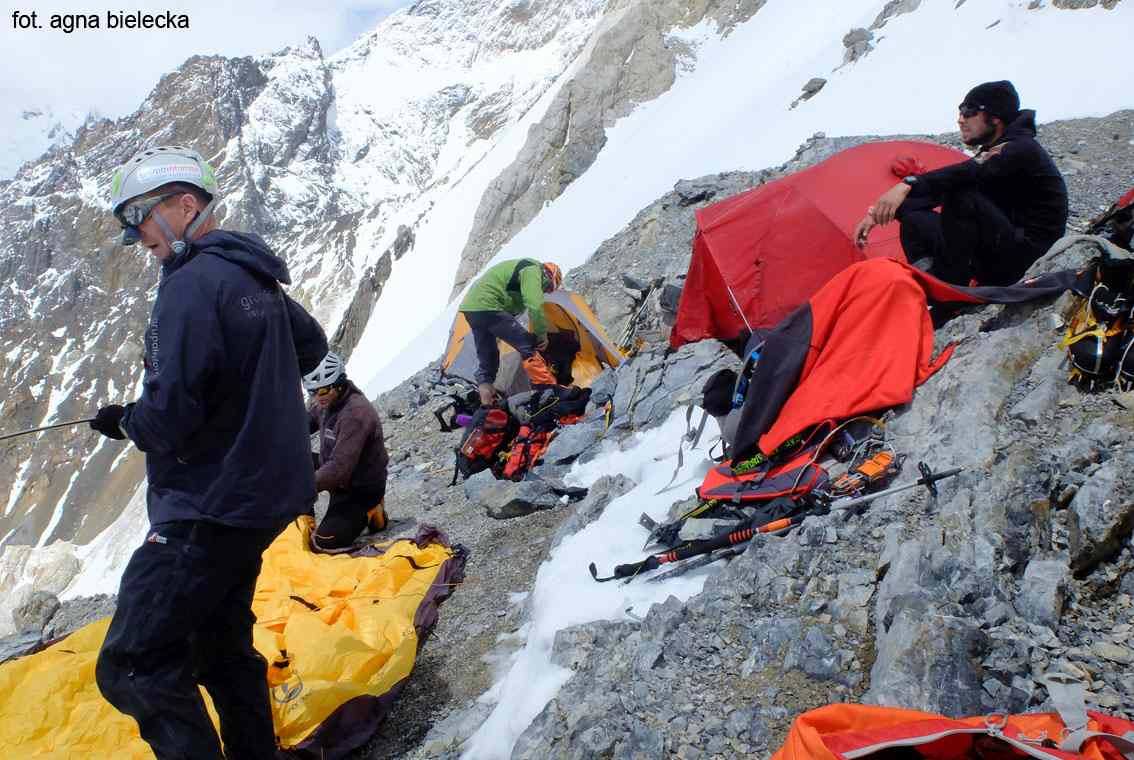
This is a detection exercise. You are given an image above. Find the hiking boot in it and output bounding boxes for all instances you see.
[366,503,388,533]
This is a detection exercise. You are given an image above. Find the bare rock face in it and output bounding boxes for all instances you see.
[1015,558,1071,628]
[842,28,875,64]
[872,0,923,29]
[1052,0,1122,9]
[12,590,60,635]
[1067,451,1134,577]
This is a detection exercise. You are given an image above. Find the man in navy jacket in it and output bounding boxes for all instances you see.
[855,81,1068,286]
[90,146,327,759]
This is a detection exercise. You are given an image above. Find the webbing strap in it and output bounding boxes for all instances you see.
[655,406,710,495]
[1060,730,1134,758]
[1043,673,1089,738]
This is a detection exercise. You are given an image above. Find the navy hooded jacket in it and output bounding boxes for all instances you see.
[121,230,328,529]
[905,110,1068,252]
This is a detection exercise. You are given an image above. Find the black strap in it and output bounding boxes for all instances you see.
[507,259,541,292]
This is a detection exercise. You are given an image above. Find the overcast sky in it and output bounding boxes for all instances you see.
[1,0,413,121]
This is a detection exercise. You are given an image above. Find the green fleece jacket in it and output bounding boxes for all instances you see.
[459,259,548,338]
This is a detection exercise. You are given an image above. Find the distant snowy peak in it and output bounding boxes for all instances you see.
[0,105,91,180]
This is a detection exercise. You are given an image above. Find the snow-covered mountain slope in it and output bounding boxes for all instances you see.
[353,0,1134,397]
[0,105,89,180]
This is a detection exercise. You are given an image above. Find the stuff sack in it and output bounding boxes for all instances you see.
[501,424,555,481]
[452,407,516,483]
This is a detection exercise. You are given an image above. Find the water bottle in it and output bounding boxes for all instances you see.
[732,345,762,408]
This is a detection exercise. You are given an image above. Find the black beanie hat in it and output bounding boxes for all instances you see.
[961,80,1020,123]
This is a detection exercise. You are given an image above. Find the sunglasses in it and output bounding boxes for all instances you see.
[117,193,177,245]
[116,193,176,229]
[309,386,335,398]
[958,104,984,118]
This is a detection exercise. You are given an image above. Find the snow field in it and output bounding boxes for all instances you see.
[462,409,721,759]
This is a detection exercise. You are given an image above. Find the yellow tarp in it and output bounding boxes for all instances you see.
[0,517,459,757]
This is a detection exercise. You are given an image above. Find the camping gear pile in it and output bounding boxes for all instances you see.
[450,385,592,484]
[440,286,623,484]
[0,518,466,758]
[590,142,1111,584]
[1061,251,1134,390]
[591,414,962,583]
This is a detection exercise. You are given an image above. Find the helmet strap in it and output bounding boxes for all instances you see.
[151,198,217,256]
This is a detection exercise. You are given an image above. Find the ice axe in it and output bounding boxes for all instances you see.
[0,418,97,443]
[590,463,962,583]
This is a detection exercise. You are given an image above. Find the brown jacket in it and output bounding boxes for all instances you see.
[308,382,388,497]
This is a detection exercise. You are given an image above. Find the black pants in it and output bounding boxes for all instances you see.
[314,488,384,551]
[96,520,287,760]
[463,310,537,385]
[898,188,1046,286]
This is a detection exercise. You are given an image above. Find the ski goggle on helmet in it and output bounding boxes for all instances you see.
[110,146,218,247]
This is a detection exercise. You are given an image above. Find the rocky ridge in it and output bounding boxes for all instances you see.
[349,112,1134,757]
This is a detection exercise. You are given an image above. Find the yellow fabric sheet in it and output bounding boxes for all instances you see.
[0,517,455,757]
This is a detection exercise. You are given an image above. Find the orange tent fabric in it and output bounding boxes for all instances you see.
[772,704,1134,760]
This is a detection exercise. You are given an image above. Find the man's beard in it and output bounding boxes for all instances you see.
[963,123,997,148]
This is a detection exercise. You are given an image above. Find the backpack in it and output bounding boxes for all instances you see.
[508,386,591,430]
[697,446,830,505]
[1062,254,1134,390]
[451,407,517,484]
[501,424,555,481]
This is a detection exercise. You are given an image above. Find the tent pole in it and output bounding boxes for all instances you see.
[725,284,754,334]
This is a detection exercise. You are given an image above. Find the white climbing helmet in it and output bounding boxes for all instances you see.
[303,351,345,391]
[110,145,219,250]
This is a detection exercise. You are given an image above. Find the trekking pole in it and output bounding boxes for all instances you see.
[0,418,97,443]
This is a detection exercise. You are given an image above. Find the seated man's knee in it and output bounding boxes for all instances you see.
[942,188,985,217]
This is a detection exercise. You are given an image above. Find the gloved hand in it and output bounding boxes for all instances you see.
[90,404,127,440]
[478,383,498,407]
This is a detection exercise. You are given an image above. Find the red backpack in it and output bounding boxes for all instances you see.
[452,407,516,484]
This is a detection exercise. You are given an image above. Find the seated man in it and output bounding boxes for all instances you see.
[304,352,389,551]
[458,258,564,406]
[855,80,1068,286]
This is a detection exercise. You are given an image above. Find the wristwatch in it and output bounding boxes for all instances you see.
[902,175,919,187]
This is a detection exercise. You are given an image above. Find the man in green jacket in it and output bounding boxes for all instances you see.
[459,259,563,406]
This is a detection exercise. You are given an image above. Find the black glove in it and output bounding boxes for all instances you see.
[90,405,127,440]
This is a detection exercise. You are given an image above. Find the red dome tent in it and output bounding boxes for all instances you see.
[669,140,968,349]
